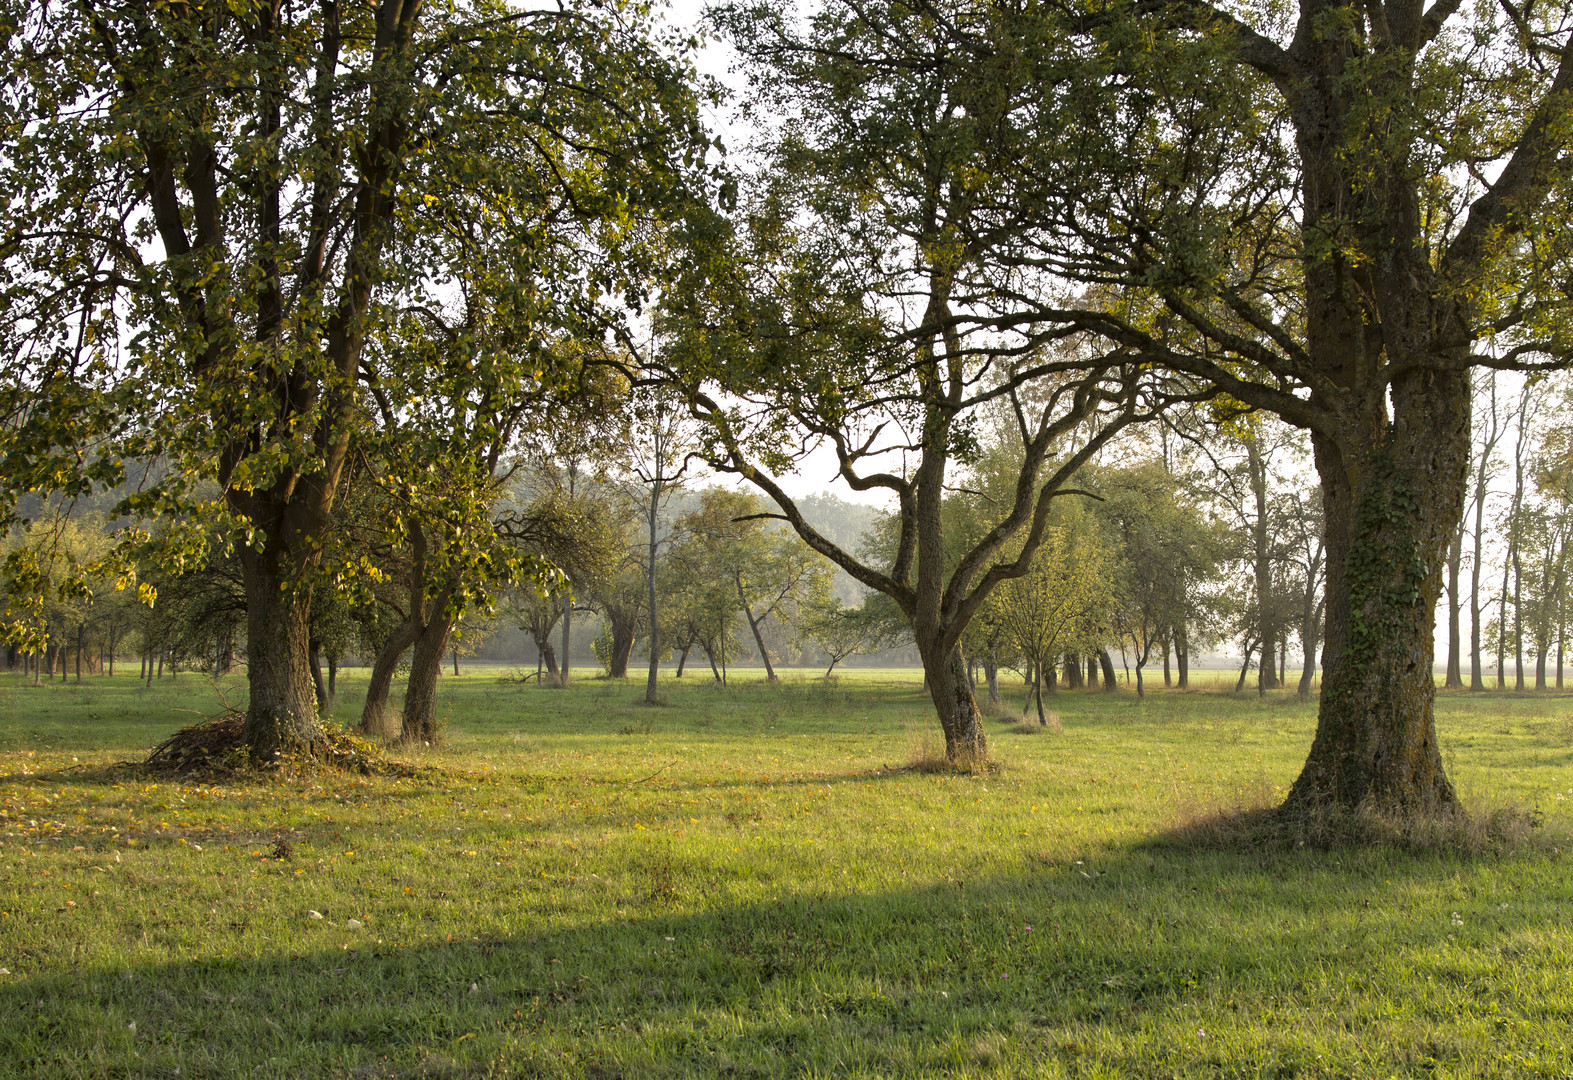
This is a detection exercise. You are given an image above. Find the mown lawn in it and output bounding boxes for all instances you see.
[1,666,1571,1078]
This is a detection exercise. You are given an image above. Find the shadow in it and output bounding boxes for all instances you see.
[1,835,1559,1079]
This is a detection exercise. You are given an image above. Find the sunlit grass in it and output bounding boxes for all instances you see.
[1,667,1570,1077]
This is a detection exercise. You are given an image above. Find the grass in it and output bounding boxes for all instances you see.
[2,666,1572,1078]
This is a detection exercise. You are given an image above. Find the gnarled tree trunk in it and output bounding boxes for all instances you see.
[1284,374,1467,813]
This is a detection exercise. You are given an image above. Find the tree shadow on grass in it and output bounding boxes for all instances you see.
[4,836,1567,1080]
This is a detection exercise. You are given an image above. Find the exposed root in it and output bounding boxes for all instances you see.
[145,713,413,780]
[1154,783,1554,855]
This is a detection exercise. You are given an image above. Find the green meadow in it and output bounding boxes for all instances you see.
[2,668,1572,1078]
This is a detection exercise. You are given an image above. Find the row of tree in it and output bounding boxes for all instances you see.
[9,0,1573,819]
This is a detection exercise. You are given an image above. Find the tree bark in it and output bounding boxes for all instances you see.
[238,565,321,760]
[1248,437,1279,693]
[602,606,640,678]
[360,620,418,739]
[402,610,455,743]
[1097,649,1117,691]
[737,572,778,682]
[922,643,986,762]
[1284,394,1466,813]
[561,595,573,687]
[309,639,328,714]
[1176,628,1190,689]
[645,477,663,703]
[1445,519,1464,688]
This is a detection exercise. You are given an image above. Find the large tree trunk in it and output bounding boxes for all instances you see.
[922,642,986,763]
[1285,383,1466,814]
[402,610,455,743]
[604,606,639,679]
[1063,652,1083,689]
[238,554,322,759]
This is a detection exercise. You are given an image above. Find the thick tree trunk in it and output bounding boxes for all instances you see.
[1285,389,1465,813]
[360,620,418,739]
[922,643,986,763]
[605,607,639,679]
[238,560,322,760]
[1176,628,1190,689]
[402,611,455,743]
[1063,652,1083,689]
[675,645,689,677]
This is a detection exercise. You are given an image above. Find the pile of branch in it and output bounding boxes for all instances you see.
[145,714,408,779]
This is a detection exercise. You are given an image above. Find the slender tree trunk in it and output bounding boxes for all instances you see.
[675,645,688,677]
[704,641,721,683]
[451,649,460,677]
[327,655,337,707]
[75,623,84,683]
[1445,520,1464,687]
[1162,635,1172,688]
[1235,639,1256,693]
[1176,628,1190,689]
[1249,438,1279,692]
[309,639,328,714]
[1513,542,1525,691]
[737,572,777,682]
[985,656,1000,708]
[645,478,663,703]
[1299,596,1324,700]
[561,595,572,687]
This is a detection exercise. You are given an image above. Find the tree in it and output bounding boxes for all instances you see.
[802,596,898,677]
[622,387,698,703]
[0,0,715,759]
[1468,375,1509,690]
[1095,465,1222,699]
[865,0,1573,811]
[665,0,1188,764]
[993,521,1108,722]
